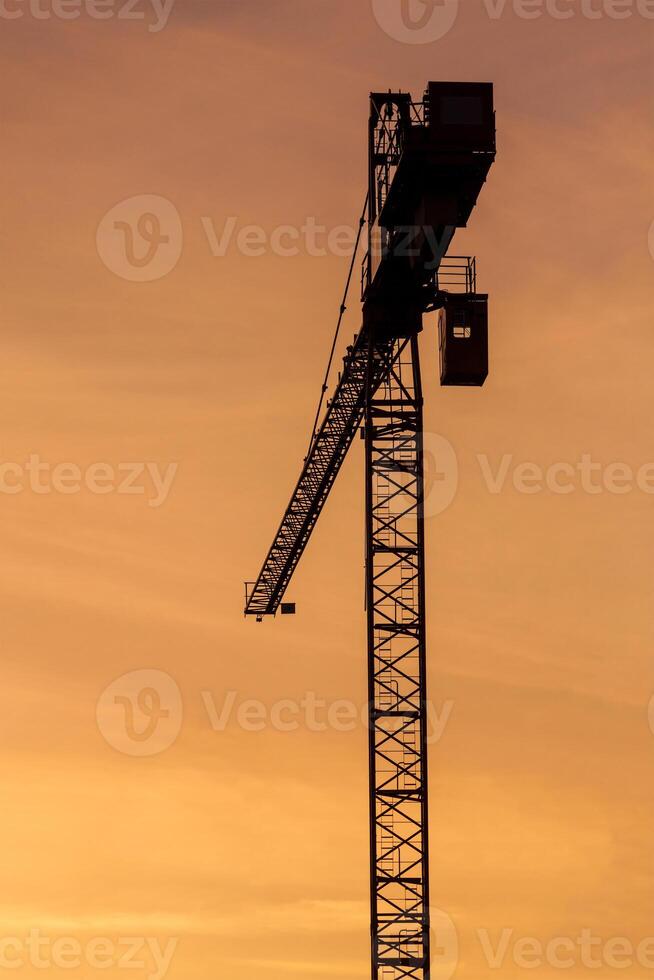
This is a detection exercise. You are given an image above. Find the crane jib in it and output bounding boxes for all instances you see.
[244,327,395,619]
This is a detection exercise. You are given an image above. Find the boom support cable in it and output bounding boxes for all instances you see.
[306,192,369,456]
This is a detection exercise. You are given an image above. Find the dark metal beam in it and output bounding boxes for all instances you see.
[244,328,395,619]
[366,334,431,980]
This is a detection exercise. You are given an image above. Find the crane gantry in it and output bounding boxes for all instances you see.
[244,81,496,980]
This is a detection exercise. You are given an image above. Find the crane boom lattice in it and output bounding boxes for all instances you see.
[245,329,394,620]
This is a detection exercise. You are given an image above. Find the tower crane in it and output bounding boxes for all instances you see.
[244,81,496,980]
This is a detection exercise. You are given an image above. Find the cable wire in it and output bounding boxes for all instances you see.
[306,193,369,457]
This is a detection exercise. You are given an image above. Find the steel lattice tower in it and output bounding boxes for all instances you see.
[366,335,431,980]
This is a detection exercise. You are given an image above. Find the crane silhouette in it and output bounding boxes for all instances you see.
[245,81,496,980]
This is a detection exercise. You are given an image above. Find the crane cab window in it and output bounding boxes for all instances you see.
[453,313,471,339]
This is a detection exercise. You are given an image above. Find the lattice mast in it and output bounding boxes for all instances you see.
[365,334,431,979]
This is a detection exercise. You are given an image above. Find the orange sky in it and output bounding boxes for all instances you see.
[1,2,653,979]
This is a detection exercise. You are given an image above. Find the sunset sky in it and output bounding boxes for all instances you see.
[1,1,653,978]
